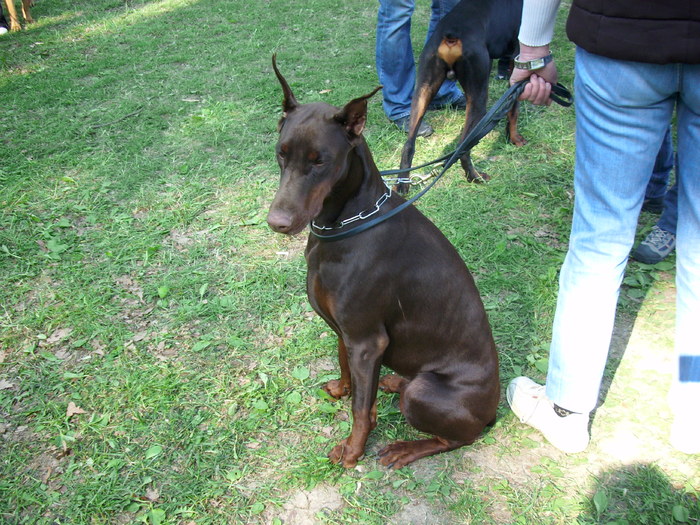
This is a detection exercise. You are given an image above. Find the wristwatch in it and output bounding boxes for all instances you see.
[514,53,553,71]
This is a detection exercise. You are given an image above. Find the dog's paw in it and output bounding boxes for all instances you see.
[377,441,417,470]
[328,440,360,468]
[509,133,527,147]
[323,379,350,399]
[378,374,407,394]
[466,171,490,183]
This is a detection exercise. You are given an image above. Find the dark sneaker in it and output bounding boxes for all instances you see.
[429,94,466,111]
[392,116,434,137]
[632,225,676,264]
[642,196,664,214]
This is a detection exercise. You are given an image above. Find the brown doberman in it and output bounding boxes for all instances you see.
[267,56,499,470]
[399,0,524,193]
[3,0,33,31]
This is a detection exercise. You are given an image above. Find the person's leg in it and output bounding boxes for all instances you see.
[509,48,677,453]
[428,0,464,106]
[657,182,678,234]
[546,49,675,415]
[643,126,673,212]
[670,62,700,453]
[376,0,416,121]
[632,138,677,264]
[632,176,678,264]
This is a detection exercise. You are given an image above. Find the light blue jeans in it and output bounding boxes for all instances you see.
[546,48,700,415]
[376,0,463,120]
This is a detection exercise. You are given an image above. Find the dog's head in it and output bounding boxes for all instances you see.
[266,55,381,236]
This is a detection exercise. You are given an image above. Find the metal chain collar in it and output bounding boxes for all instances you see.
[311,167,441,232]
[311,184,393,231]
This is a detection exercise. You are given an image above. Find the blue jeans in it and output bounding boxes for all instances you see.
[546,48,700,414]
[645,127,679,234]
[376,0,463,120]
[659,183,679,235]
[645,128,674,200]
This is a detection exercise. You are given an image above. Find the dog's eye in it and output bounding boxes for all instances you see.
[308,151,324,166]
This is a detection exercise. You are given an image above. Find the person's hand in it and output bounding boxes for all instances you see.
[510,44,558,106]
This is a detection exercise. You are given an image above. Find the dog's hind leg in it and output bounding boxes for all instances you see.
[379,436,466,469]
[4,0,21,31]
[398,74,444,195]
[21,0,33,24]
[506,99,526,146]
[453,51,491,182]
[377,370,492,469]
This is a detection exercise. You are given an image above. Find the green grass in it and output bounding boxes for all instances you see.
[1,0,698,523]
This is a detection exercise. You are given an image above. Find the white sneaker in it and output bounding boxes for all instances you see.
[507,376,590,453]
[670,417,700,454]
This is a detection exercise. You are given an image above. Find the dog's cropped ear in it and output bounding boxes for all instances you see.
[334,86,382,140]
[272,54,299,128]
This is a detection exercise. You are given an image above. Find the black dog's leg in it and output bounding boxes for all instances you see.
[453,52,491,182]
[398,61,446,195]
[496,56,511,80]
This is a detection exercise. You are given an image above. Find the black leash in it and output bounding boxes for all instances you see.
[311,80,573,242]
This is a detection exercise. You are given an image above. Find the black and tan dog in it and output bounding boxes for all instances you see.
[400,0,524,192]
[2,0,34,31]
[267,56,499,470]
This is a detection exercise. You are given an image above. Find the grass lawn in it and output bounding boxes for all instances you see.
[1,0,698,523]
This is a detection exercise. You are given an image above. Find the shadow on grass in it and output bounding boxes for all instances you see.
[578,463,699,524]
[595,250,677,418]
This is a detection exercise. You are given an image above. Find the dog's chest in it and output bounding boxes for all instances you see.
[304,240,373,322]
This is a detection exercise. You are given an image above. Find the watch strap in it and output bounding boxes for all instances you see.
[514,53,553,71]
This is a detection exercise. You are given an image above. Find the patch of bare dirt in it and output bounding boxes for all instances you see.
[273,484,344,524]
[389,501,450,525]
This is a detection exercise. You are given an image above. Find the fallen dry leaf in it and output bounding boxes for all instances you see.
[66,402,87,418]
[145,487,160,502]
[47,328,73,345]
[0,380,14,390]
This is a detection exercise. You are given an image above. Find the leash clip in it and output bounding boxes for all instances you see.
[411,169,439,185]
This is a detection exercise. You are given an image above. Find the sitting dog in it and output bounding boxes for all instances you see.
[400,0,524,192]
[3,0,33,31]
[267,56,500,469]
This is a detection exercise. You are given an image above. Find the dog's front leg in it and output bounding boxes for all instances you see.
[323,337,351,399]
[329,333,387,468]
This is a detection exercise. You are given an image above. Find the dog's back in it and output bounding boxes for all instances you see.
[432,0,523,60]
